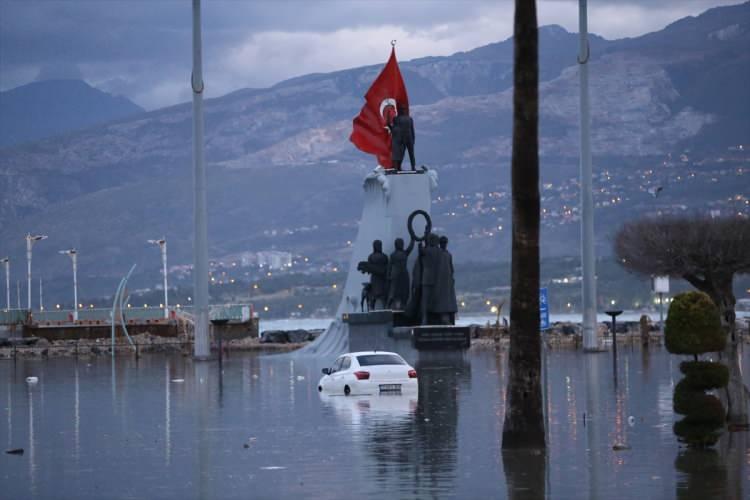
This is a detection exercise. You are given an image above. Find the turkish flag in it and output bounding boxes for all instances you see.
[350,48,410,169]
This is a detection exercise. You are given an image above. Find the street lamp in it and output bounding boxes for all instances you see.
[148,238,169,319]
[0,257,9,310]
[25,233,47,310]
[59,249,78,321]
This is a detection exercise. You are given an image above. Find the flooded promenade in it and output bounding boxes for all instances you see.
[2,346,748,499]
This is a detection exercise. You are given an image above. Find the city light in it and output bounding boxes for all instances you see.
[263,306,269,312]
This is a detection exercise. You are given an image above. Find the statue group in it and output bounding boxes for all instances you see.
[357,213,457,325]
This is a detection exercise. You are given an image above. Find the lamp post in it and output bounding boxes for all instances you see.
[148,238,169,319]
[59,249,78,321]
[1,257,9,310]
[25,233,47,310]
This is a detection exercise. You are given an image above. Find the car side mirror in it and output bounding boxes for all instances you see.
[322,368,330,375]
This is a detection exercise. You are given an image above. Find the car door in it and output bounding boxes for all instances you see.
[328,357,344,393]
[334,356,352,393]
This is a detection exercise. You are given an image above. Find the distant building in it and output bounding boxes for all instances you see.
[257,251,292,270]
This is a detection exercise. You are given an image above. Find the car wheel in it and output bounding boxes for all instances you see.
[344,385,351,396]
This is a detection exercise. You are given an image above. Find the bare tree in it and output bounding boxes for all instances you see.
[503,0,545,449]
[615,216,750,425]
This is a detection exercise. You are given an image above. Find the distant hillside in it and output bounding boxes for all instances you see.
[0,79,144,148]
[0,2,748,305]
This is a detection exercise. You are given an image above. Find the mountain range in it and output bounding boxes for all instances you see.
[0,79,144,149]
[0,2,748,304]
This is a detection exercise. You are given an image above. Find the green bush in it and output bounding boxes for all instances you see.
[673,420,722,447]
[665,291,725,355]
[679,361,729,390]
[665,291,728,447]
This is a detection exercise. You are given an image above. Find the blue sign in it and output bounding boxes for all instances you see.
[540,287,550,330]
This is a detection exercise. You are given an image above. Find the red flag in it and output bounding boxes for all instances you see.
[350,48,409,169]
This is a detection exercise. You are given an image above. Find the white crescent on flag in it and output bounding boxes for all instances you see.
[379,98,397,119]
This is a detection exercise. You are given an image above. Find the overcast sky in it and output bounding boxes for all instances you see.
[0,0,742,110]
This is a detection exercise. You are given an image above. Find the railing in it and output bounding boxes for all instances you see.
[0,309,28,324]
[2,304,257,325]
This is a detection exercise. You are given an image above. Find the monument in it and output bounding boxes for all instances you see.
[293,45,467,358]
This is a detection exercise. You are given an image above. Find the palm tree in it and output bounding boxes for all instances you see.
[502,0,546,449]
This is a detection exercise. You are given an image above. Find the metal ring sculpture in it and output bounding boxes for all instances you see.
[407,210,432,242]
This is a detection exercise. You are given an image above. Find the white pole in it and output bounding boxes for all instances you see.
[26,234,32,311]
[39,278,43,311]
[1,258,9,310]
[658,292,664,333]
[162,239,169,319]
[16,280,20,309]
[192,0,210,359]
[578,0,598,351]
[72,252,79,321]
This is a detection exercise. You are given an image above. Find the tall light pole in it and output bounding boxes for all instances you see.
[192,0,210,358]
[578,0,598,351]
[59,249,78,321]
[1,257,9,310]
[148,238,169,319]
[25,233,47,311]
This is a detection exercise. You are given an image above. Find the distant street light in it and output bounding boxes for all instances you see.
[59,249,79,321]
[25,233,47,310]
[0,257,9,310]
[148,238,169,319]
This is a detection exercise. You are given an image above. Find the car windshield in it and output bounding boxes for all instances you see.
[356,354,406,366]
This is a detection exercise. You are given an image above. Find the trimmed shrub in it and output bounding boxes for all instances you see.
[665,292,724,355]
[679,361,729,391]
[665,291,729,447]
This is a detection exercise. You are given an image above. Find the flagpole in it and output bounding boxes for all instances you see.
[578,0,598,351]
[192,0,210,359]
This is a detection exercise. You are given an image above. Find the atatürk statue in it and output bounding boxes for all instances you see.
[357,239,389,310]
[387,237,414,310]
[388,105,416,171]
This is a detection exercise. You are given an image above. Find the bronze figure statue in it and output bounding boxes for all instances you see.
[387,237,414,310]
[357,239,389,310]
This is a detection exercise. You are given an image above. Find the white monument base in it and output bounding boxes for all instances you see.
[293,168,436,357]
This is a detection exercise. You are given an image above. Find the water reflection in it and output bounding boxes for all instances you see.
[164,361,171,466]
[195,361,211,500]
[675,449,727,499]
[502,449,547,500]
[317,351,472,495]
[27,379,36,496]
[1,346,749,499]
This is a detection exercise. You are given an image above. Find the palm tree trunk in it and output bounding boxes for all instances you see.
[711,279,748,425]
[502,0,546,449]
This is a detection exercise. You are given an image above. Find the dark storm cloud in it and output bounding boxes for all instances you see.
[0,1,742,109]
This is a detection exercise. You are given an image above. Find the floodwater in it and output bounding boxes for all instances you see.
[1,346,748,499]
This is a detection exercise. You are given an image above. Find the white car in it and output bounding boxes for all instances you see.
[318,351,418,396]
